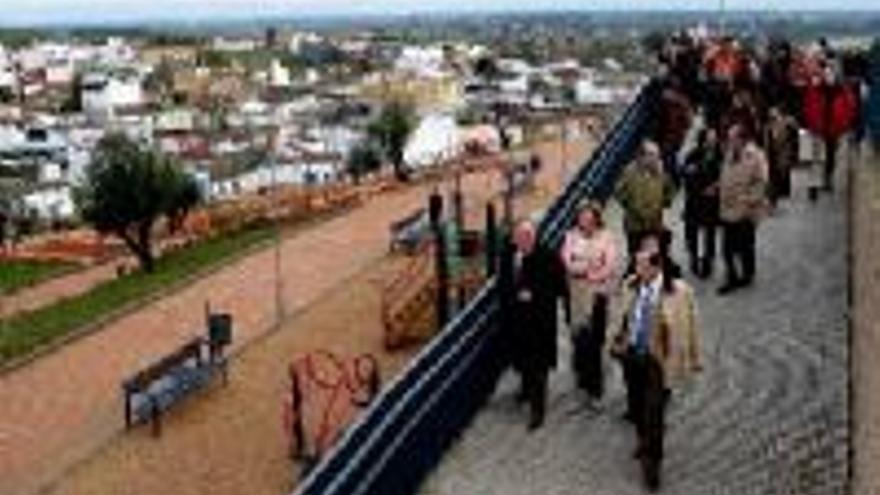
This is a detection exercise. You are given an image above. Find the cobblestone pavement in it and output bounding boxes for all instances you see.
[421,169,849,495]
[0,134,591,495]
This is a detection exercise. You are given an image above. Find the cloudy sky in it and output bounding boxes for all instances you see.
[1,0,876,25]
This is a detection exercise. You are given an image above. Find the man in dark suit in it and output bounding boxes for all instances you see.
[499,219,568,431]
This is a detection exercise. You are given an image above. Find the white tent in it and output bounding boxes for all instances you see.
[403,113,461,168]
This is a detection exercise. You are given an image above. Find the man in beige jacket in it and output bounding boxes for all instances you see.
[611,249,702,492]
[718,123,769,295]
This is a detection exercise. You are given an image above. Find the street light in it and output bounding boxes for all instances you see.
[269,125,284,325]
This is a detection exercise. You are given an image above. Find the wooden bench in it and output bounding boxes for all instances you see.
[389,208,430,254]
[122,315,232,436]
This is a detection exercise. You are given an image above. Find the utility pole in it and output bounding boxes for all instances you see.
[560,114,568,187]
[719,0,727,37]
[270,127,284,325]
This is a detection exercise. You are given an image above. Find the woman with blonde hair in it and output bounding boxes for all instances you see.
[560,199,620,411]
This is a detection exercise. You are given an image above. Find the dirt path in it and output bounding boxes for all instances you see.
[0,130,593,495]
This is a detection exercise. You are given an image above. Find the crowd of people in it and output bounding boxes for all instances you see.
[499,32,870,493]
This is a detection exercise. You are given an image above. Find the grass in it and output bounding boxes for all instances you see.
[0,225,275,365]
[0,260,77,293]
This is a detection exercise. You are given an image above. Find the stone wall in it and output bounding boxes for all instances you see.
[853,148,880,495]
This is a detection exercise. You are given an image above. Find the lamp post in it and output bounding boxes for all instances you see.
[269,126,284,325]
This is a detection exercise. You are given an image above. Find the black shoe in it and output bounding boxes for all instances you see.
[621,411,636,423]
[515,390,527,405]
[717,281,740,296]
[739,277,754,289]
[643,462,661,492]
[701,258,714,279]
[632,446,646,459]
[527,415,544,431]
[689,257,700,277]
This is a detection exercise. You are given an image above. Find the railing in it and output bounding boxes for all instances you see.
[291,80,661,495]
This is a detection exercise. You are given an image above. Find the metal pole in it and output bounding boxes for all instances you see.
[453,171,464,233]
[429,192,450,328]
[485,202,497,278]
[503,169,515,228]
[270,128,284,324]
[560,116,568,186]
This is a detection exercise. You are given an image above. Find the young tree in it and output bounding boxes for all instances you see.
[76,134,200,272]
[346,141,381,184]
[367,102,414,181]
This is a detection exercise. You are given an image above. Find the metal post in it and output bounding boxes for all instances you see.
[270,129,284,324]
[453,171,464,234]
[503,169,515,228]
[485,202,497,278]
[429,192,449,328]
[560,116,568,186]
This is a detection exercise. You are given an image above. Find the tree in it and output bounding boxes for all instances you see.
[60,73,83,113]
[346,141,381,184]
[367,102,414,181]
[76,134,200,272]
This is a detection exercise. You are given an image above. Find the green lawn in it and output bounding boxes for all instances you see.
[0,226,275,365]
[0,260,77,293]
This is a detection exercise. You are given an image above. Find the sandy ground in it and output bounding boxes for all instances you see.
[0,124,594,495]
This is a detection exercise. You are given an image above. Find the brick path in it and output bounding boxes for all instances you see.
[0,133,592,495]
[421,169,850,495]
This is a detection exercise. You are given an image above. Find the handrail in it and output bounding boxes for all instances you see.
[291,80,661,495]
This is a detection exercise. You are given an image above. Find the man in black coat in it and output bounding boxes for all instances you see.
[499,219,569,431]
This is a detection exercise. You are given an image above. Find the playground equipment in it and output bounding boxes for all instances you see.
[283,351,381,475]
[381,195,491,352]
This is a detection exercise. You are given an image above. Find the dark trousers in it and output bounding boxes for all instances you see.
[824,137,839,189]
[722,219,756,284]
[573,294,608,399]
[685,220,717,269]
[623,350,669,486]
[521,368,548,425]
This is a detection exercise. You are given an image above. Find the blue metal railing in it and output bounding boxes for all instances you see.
[291,79,661,495]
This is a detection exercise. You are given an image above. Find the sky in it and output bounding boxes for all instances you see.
[1,0,877,26]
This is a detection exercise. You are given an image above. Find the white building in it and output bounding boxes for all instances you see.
[288,32,324,54]
[395,46,447,77]
[269,59,291,88]
[212,37,258,53]
[81,71,144,116]
[22,184,76,221]
[210,161,338,199]
[45,59,74,86]
[575,79,615,106]
[155,109,196,133]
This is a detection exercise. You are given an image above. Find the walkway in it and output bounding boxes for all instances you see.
[421,168,850,495]
[0,134,592,495]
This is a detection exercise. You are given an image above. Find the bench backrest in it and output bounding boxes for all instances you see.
[125,337,204,394]
[390,208,427,234]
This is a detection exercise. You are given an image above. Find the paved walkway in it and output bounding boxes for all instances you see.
[0,134,592,495]
[421,169,849,495]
